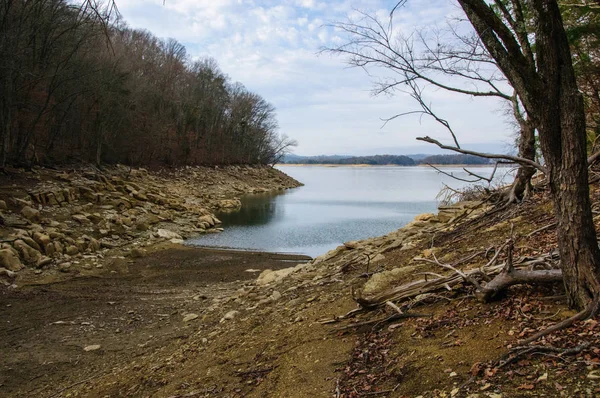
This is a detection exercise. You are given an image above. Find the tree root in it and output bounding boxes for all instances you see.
[519,297,600,345]
[498,342,591,368]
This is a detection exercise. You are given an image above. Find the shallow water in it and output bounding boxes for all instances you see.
[188,165,512,257]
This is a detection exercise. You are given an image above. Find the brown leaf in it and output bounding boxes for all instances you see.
[517,384,535,390]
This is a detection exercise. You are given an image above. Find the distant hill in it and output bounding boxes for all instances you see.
[281,153,493,166]
[280,154,415,166]
[419,154,492,165]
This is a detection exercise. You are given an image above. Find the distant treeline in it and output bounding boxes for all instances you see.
[282,154,491,165]
[0,0,294,168]
[284,154,416,165]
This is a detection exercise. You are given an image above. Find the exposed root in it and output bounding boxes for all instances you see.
[519,297,600,345]
[497,342,591,369]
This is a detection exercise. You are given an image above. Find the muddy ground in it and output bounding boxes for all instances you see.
[0,246,310,398]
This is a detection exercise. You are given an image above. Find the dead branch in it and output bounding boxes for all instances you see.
[417,135,547,174]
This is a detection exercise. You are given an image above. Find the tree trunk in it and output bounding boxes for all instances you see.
[508,120,536,202]
[533,0,600,310]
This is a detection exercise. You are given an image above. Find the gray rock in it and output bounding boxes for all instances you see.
[21,206,40,222]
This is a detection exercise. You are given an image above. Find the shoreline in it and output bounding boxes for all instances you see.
[279,163,513,167]
[0,164,302,287]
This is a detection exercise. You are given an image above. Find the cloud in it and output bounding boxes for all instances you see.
[116,0,513,155]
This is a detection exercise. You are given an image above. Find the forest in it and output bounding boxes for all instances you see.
[281,153,491,165]
[0,0,295,168]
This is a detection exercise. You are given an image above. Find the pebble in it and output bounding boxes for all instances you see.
[83,344,101,352]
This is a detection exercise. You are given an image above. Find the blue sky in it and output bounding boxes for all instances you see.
[115,0,514,156]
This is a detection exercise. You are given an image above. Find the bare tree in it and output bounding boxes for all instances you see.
[325,10,538,202]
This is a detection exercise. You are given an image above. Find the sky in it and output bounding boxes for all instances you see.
[114,0,515,156]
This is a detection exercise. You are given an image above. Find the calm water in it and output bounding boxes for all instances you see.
[188,165,512,257]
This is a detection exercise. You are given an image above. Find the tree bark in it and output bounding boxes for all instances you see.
[508,120,536,201]
[458,0,600,310]
[531,0,600,309]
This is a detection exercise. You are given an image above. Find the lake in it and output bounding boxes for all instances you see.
[188,165,512,257]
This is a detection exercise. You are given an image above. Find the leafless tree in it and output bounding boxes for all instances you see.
[324,9,538,202]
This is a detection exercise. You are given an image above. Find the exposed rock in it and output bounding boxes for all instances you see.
[217,198,241,210]
[72,214,90,224]
[221,310,239,321]
[183,313,199,322]
[361,265,420,296]
[19,236,42,252]
[157,229,182,240]
[65,245,79,256]
[21,206,40,222]
[0,249,24,271]
[36,256,52,268]
[256,264,306,286]
[0,267,16,281]
[32,232,51,248]
[13,239,42,265]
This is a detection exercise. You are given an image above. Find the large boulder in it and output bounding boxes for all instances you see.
[21,206,40,222]
[13,239,42,265]
[0,249,24,271]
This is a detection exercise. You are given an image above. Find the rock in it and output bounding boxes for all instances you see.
[157,229,182,240]
[87,213,104,224]
[0,267,16,280]
[221,310,239,321]
[53,241,64,254]
[87,238,101,252]
[36,256,52,268]
[0,200,7,210]
[136,221,150,231]
[58,262,72,272]
[0,249,24,271]
[83,344,101,352]
[414,212,435,222]
[183,313,199,322]
[198,215,215,227]
[343,241,360,249]
[170,238,184,244]
[256,265,305,286]
[72,214,90,224]
[270,290,282,301]
[32,232,51,248]
[13,239,42,265]
[362,265,420,296]
[65,245,79,256]
[20,236,41,252]
[217,199,241,210]
[21,206,40,222]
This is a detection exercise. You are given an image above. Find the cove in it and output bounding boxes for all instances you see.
[188,165,510,257]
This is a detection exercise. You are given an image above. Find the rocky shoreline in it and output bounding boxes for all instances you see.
[0,165,301,285]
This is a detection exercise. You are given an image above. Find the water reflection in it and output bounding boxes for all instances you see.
[189,165,512,257]
[217,192,284,226]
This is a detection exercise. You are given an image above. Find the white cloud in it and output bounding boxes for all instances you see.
[116,0,513,155]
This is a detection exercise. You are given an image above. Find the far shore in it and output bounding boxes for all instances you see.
[279,163,513,168]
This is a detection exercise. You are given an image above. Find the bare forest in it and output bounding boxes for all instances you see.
[0,0,296,169]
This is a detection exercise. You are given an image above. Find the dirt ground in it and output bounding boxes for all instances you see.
[0,246,310,398]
